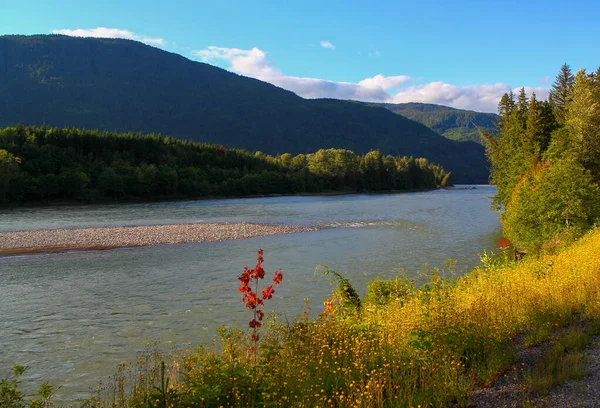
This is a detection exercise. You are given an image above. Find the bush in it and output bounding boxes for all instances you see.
[364,276,415,307]
[503,158,600,253]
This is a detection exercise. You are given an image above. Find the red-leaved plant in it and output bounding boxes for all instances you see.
[238,249,283,353]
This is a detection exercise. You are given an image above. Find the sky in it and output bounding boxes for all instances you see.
[2,0,599,112]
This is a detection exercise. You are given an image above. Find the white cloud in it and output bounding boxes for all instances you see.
[51,27,168,48]
[192,46,403,102]
[194,45,548,113]
[320,40,335,50]
[358,74,411,90]
[392,82,509,112]
[392,82,550,112]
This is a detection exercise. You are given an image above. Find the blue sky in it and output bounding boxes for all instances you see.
[2,0,599,112]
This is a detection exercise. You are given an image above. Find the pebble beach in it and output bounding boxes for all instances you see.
[0,223,320,256]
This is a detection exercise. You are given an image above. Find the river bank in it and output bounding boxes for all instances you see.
[0,186,448,210]
[0,222,320,256]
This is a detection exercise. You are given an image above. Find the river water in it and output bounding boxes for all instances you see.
[0,186,501,403]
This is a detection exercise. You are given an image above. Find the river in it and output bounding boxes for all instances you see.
[0,186,501,404]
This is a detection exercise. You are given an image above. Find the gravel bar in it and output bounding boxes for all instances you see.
[0,223,320,256]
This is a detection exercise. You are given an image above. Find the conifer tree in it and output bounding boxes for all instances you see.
[485,63,600,254]
[497,92,514,120]
[565,70,600,179]
[525,93,541,156]
[549,63,575,123]
[525,95,556,158]
[516,87,529,125]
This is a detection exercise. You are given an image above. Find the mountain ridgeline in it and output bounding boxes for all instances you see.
[0,35,488,183]
[373,103,499,145]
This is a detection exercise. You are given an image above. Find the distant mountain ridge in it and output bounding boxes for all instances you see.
[0,35,489,183]
[373,103,499,145]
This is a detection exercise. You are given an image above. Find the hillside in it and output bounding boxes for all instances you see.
[373,102,499,144]
[0,35,488,183]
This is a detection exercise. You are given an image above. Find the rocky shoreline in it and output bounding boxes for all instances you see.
[0,223,320,256]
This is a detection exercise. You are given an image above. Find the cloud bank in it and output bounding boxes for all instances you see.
[193,45,548,112]
[193,46,406,102]
[51,27,167,48]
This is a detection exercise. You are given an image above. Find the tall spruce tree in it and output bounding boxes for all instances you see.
[549,63,575,123]
[497,92,515,120]
[525,95,557,159]
[516,87,529,125]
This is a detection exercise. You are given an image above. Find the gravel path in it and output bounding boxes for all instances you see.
[536,334,600,408]
[0,223,320,256]
[471,329,600,407]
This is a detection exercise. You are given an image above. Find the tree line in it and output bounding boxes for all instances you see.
[0,126,451,204]
[483,63,600,253]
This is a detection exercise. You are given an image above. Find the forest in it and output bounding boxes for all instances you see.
[483,63,600,253]
[0,125,451,204]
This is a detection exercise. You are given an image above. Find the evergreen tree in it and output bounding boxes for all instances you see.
[525,93,541,156]
[525,95,556,158]
[565,70,600,179]
[497,92,515,122]
[0,149,21,203]
[549,63,575,123]
[486,64,600,254]
[485,88,530,209]
[516,87,529,125]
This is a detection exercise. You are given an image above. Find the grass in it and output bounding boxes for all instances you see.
[523,324,591,396]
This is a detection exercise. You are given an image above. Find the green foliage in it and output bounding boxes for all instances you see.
[0,125,450,204]
[0,365,26,408]
[0,365,57,408]
[485,64,600,254]
[364,275,415,307]
[485,90,537,209]
[375,102,499,145]
[502,158,600,253]
[549,63,575,123]
[0,149,21,203]
[564,70,600,179]
[316,265,361,314]
[0,35,488,183]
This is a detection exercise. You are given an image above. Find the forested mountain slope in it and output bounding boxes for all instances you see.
[0,35,488,182]
[374,102,498,144]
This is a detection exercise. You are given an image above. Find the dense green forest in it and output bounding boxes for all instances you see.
[483,63,600,253]
[0,125,451,204]
[0,35,488,183]
[374,102,499,145]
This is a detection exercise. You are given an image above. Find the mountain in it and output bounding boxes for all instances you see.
[0,35,489,183]
[373,103,499,145]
